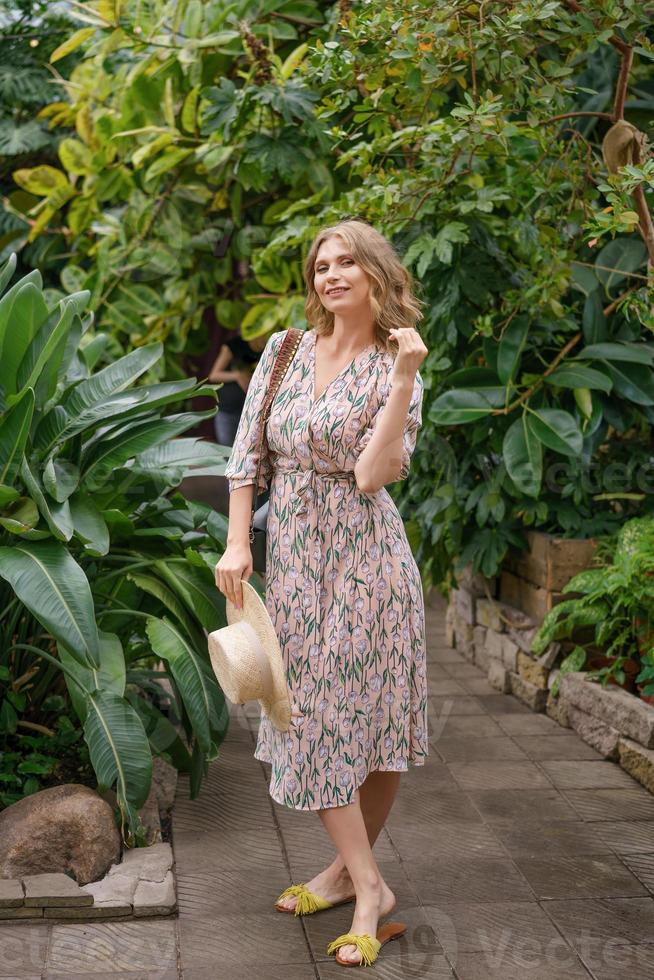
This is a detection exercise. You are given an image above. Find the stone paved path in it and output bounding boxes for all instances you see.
[3,591,654,978]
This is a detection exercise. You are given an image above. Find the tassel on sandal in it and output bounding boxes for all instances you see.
[326,921,407,967]
[274,882,354,916]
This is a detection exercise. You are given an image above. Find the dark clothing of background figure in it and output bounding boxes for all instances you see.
[213,334,260,447]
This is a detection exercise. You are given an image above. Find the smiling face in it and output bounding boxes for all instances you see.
[313,235,371,312]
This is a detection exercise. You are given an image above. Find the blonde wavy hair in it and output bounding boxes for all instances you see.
[303,219,424,353]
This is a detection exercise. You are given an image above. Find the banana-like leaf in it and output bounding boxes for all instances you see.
[34,390,151,457]
[0,268,41,367]
[16,296,82,395]
[0,540,99,667]
[20,457,73,541]
[58,631,126,723]
[69,491,110,556]
[126,690,193,773]
[146,616,225,753]
[154,558,224,630]
[0,253,17,296]
[1,283,49,397]
[84,690,153,840]
[43,457,80,503]
[0,497,39,534]
[81,413,205,490]
[127,570,200,640]
[0,484,20,507]
[0,388,34,487]
[62,343,163,418]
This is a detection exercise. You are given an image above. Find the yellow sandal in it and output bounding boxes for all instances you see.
[326,921,407,967]
[274,882,355,916]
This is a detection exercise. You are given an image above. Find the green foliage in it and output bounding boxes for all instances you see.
[533,516,654,692]
[10,0,654,588]
[0,254,235,843]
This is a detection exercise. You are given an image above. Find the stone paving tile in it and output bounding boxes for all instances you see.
[542,896,654,948]
[185,967,318,980]
[622,853,654,894]
[435,714,506,737]
[433,735,529,762]
[473,694,533,715]
[46,919,178,974]
[579,947,654,980]
[513,853,649,900]
[494,712,571,734]
[592,820,654,854]
[458,677,502,697]
[316,952,456,979]
[428,899,566,957]
[468,789,580,824]
[448,948,592,979]
[387,820,509,861]
[386,790,484,826]
[429,678,469,696]
[0,924,49,977]
[448,761,552,791]
[403,858,534,904]
[305,901,441,964]
[539,760,640,790]
[492,820,614,858]
[45,973,178,980]
[176,864,294,917]
[428,695,491,717]
[512,735,603,761]
[178,910,314,972]
[562,788,654,822]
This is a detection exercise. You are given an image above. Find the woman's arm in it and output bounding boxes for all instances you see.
[208,344,238,383]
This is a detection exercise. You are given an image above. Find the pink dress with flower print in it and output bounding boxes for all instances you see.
[224,328,429,810]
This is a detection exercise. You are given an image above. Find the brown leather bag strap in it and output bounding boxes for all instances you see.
[249,328,303,543]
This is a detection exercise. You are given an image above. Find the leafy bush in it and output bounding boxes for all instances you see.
[533,516,654,695]
[0,253,233,842]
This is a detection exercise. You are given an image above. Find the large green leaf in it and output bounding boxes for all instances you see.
[602,362,654,405]
[0,541,99,667]
[497,315,530,385]
[429,389,495,425]
[20,457,73,541]
[503,415,542,497]
[146,616,224,753]
[0,388,34,486]
[576,342,654,364]
[527,408,583,457]
[84,690,152,838]
[126,690,193,773]
[16,295,87,400]
[81,413,204,490]
[1,282,49,397]
[69,491,110,556]
[547,364,612,392]
[0,497,39,534]
[43,457,80,503]
[127,570,199,639]
[0,271,42,385]
[62,343,163,417]
[154,558,224,630]
[58,631,126,723]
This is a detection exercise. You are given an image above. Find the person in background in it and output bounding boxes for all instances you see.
[208,331,263,446]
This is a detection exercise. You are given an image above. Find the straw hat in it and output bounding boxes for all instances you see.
[208,578,292,732]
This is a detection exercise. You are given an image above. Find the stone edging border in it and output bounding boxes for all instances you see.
[445,579,654,795]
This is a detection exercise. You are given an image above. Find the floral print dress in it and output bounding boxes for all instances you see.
[224,327,429,810]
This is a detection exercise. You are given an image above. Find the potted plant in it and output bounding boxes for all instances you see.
[532,516,654,699]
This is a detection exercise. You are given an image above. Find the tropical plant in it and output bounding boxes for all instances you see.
[533,515,654,695]
[0,253,234,842]
[12,0,654,588]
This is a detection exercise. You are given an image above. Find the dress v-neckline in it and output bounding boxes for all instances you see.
[309,330,378,407]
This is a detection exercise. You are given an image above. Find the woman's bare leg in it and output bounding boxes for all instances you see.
[317,788,396,964]
[276,770,401,909]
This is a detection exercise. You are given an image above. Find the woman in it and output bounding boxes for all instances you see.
[208,331,262,447]
[215,218,429,968]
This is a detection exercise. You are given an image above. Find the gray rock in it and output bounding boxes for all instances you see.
[560,672,654,748]
[151,756,178,819]
[566,703,620,759]
[23,873,93,907]
[487,659,511,693]
[133,870,176,917]
[484,628,503,662]
[500,634,520,672]
[0,906,43,919]
[453,587,475,625]
[83,872,136,911]
[0,879,23,908]
[546,691,570,729]
[476,598,504,632]
[0,784,121,885]
[110,842,173,882]
[618,737,654,793]
[508,672,548,712]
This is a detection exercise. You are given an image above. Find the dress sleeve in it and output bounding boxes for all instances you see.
[223,329,286,493]
[357,371,424,481]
